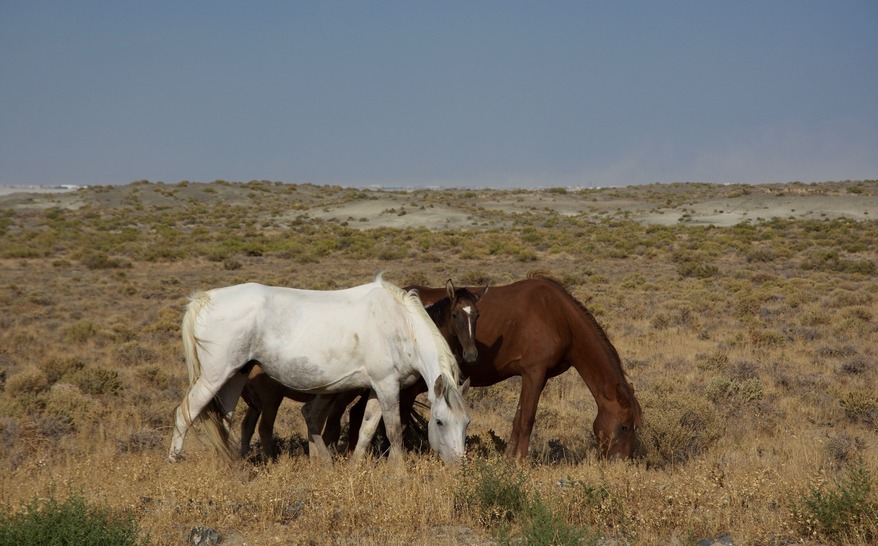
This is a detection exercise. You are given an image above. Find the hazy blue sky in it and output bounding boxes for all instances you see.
[2,1,876,188]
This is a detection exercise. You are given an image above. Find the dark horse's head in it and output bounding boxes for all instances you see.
[443,279,483,364]
[594,380,642,459]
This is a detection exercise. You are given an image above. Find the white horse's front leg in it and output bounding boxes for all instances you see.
[350,394,382,463]
[378,391,403,465]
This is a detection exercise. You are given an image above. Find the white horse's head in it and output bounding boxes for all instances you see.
[428,375,471,464]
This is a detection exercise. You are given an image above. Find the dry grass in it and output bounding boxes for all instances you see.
[1,180,877,544]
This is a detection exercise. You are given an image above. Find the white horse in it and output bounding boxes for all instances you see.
[168,275,470,464]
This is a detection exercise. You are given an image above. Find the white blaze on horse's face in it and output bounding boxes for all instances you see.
[463,306,474,338]
[428,376,470,464]
[452,300,479,364]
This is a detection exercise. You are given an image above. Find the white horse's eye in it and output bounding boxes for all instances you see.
[436,419,445,427]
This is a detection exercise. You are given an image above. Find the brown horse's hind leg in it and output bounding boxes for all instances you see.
[257,390,284,459]
[506,371,547,460]
[240,405,260,457]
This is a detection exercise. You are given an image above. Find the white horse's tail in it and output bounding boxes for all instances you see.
[180,291,235,462]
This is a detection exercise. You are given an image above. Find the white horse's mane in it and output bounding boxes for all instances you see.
[374,274,462,391]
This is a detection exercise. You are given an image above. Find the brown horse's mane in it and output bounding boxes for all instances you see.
[526,272,629,384]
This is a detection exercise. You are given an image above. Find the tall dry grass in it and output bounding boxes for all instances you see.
[1,181,877,544]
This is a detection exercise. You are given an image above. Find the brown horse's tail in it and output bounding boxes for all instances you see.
[181,291,235,462]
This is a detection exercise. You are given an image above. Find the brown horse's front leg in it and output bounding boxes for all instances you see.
[506,371,547,460]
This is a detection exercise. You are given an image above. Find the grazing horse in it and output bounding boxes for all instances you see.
[407,274,641,460]
[168,275,471,464]
[239,280,482,459]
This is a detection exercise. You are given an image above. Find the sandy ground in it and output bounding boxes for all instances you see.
[1,182,875,228]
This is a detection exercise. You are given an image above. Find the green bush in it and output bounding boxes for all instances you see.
[455,458,531,525]
[456,458,594,544]
[791,458,877,543]
[516,496,591,546]
[0,489,145,545]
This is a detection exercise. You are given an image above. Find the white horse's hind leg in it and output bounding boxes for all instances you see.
[168,378,221,462]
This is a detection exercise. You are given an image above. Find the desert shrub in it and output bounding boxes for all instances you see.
[456,458,593,544]
[115,342,158,367]
[802,251,877,276]
[790,458,878,543]
[5,369,49,397]
[696,350,730,372]
[42,384,97,429]
[116,429,164,453]
[558,477,628,532]
[223,258,242,270]
[455,457,532,525]
[839,390,877,425]
[69,368,123,396]
[63,321,99,343]
[516,495,591,546]
[636,381,724,468]
[676,260,719,279]
[79,252,130,270]
[37,357,84,384]
[706,376,764,406]
[0,489,144,545]
[459,270,493,286]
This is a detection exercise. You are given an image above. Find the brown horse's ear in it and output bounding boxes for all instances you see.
[460,377,471,397]
[445,279,456,301]
[433,375,447,398]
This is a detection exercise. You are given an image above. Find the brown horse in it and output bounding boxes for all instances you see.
[239,280,482,459]
[407,274,641,460]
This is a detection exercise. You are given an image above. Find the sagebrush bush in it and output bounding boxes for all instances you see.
[637,381,724,468]
[5,369,48,397]
[37,357,84,384]
[69,368,123,396]
[42,384,97,429]
[455,457,532,525]
[0,489,145,546]
[791,458,878,543]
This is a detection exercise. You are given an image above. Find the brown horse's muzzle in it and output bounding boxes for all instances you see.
[462,346,478,363]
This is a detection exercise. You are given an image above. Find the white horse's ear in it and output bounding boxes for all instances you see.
[445,279,455,301]
[433,375,447,398]
[460,377,471,397]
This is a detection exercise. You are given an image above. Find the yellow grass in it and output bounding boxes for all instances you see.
[1,181,877,544]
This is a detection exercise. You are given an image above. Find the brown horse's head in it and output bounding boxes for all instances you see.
[445,280,482,364]
[593,381,642,459]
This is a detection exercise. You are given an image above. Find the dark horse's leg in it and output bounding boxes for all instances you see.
[240,405,260,457]
[506,369,548,460]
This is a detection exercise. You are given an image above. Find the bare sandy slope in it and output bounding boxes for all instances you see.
[1,181,876,228]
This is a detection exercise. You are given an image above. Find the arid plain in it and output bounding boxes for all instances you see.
[1,180,876,544]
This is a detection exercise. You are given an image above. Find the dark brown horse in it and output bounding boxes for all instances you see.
[239,280,482,459]
[407,274,641,460]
